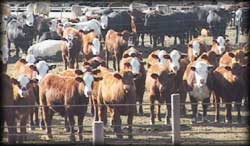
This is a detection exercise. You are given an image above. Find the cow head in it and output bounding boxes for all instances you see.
[190,61,214,87]
[189,41,201,58]
[100,15,108,29]
[12,75,34,98]
[113,71,135,94]
[167,50,187,74]
[0,46,9,64]
[212,36,226,55]
[121,57,141,78]
[35,61,56,82]
[18,13,34,27]
[90,38,101,56]
[25,54,36,64]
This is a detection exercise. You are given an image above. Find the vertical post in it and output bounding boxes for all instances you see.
[92,121,104,145]
[171,94,180,145]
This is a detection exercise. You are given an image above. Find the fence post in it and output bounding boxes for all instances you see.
[171,94,180,145]
[92,121,104,145]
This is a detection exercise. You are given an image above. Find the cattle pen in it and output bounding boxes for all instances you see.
[1,0,250,145]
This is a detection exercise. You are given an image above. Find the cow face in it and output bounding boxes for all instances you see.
[64,34,75,49]
[100,15,108,29]
[189,41,201,57]
[91,38,101,55]
[167,50,183,73]
[82,71,95,98]
[49,19,60,31]
[12,75,31,98]
[0,46,9,64]
[191,61,213,87]
[35,61,56,82]
[158,50,168,65]
[113,71,135,94]
[213,36,226,55]
[123,57,141,76]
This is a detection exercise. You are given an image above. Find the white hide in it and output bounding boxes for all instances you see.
[158,50,168,65]
[100,15,108,29]
[192,41,201,57]
[130,58,141,74]
[27,40,64,57]
[35,61,50,82]
[91,38,101,55]
[17,75,30,98]
[25,54,36,64]
[216,36,226,55]
[83,72,94,98]
[169,50,181,73]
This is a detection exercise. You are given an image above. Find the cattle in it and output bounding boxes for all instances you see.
[80,30,101,61]
[145,62,176,125]
[26,2,50,17]
[38,31,62,42]
[210,36,228,55]
[6,13,35,57]
[235,7,250,43]
[62,27,83,70]
[27,40,68,58]
[39,71,98,141]
[187,37,208,62]
[83,56,106,68]
[0,73,17,144]
[212,63,246,123]
[97,69,136,139]
[104,29,132,71]
[183,59,214,123]
[0,45,9,72]
[100,11,132,38]
[11,75,37,143]
[122,47,143,61]
[120,56,146,115]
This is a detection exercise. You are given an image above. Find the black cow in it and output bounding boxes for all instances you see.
[235,7,250,44]
[100,11,132,39]
[38,31,62,42]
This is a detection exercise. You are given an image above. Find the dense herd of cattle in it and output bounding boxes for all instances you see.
[0,2,249,143]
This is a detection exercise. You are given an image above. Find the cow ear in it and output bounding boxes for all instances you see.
[200,54,209,60]
[212,39,219,45]
[79,29,84,34]
[29,65,38,72]
[225,66,232,71]
[151,73,159,80]
[92,69,101,75]
[49,65,56,70]
[113,72,123,80]
[124,62,131,68]
[75,69,84,75]
[151,54,159,59]
[163,54,171,59]
[31,79,39,83]
[19,59,27,64]
[180,53,187,59]
[75,77,84,83]
[123,53,130,58]
[190,66,196,71]
[83,61,91,66]
[228,52,235,58]
[22,15,27,19]
[94,77,103,81]
[117,32,123,36]
[11,78,19,85]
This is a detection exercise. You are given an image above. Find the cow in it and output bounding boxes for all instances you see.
[6,13,35,57]
[83,56,106,68]
[210,36,229,55]
[183,59,214,123]
[11,75,37,143]
[120,55,146,115]
[187,37,208,62]
[26,2,50,17]
[62,27,83,70]
[235,7,250,43]
[0,73,17,144]
[212,63,246,123]
[145,62,176,125]
[122,47,143,61]
[100,11,132,39]
[104,29,132,71]
[97,70,137,139]
[0,45,9,72]
[39,71,99,141]
[79,30,101,61]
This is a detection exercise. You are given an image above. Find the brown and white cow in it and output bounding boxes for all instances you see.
[97,70,136,139]
[120,55,146,115]
[212,62,246,123]
[39,71,99,141]
[187,38,207,62]
[11,75,37,143]
[104,29,133,71]
[210,36,229,56]
[145,62,176,125]
[183,59,214,123]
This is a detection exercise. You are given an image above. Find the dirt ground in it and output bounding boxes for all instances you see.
[2,23,250,145]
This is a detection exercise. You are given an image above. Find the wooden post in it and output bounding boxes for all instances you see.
[92,121,104,145]
[171,94,180,145]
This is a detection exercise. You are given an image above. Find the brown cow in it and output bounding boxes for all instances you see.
[183,59,214,123]
[212,63,246,123]
[187,37,207,62]
[145,62,176,125]
[0,73,17,143]
[39,71,99,141]
[147,50,168,68]
[62,27,83,70]
[210,36,230,56]
[80,30,101,61]
[122,46,143,61]
[11,75,37,143]
[120,56,146,115]
[97,70,136,139]
[104,29,132,71]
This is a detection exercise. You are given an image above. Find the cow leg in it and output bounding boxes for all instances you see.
[180,91,187,117]
[67,110,76,141]
[75,55,79,69]
[64,115,70,132]
[225,102,232,124]
[77,115,84,141]
[29,107,35,130]
[174,37,177,45]
[138,100,143,116]
[236,26,239,44]
[116,54,121,72]
[189,96,198,123]
[157,103,161,122]
[141,34,145,47]
[5,111,17,144]
[165,97,171,125]
[90,97,95,117]
[93,99,99,121]
[19,116,28,143]
[160,35,164,47]
[110,108,122,139]
[214,96,220,123]
[99,105,107,126]
[40,106,45,130]
[236,102,241,123]
[127,113,133,139]
[43,107,53,140]
[62,55,67,70]
[149,97,155,125]
[153,35,157,47]
[149,34,152,45]
[202,97,210,123]
[7,39,12,57]
[112,56,116,71]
